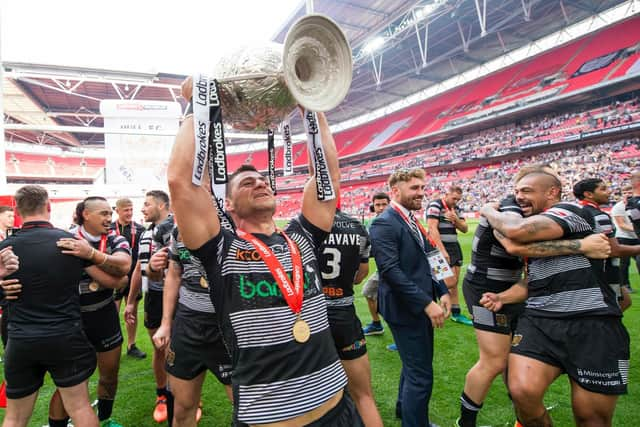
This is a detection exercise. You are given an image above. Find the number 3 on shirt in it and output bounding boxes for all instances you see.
[322,247,342,280]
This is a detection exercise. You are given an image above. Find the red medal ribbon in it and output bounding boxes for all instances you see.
[79,229,107,253]
[236,229,304,314]
[441,198,450,211]
[115,222,135,248]
[578,199,600,209]
[391,203,436,247]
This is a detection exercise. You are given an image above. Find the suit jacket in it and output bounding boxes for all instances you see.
[370,206,449,326]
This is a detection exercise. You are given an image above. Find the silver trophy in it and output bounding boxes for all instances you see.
[214,14,352,131]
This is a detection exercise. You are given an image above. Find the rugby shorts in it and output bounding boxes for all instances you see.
[82,300,123,352]
[166,306,232,385]
[361,272,379,300]
[511,313,629,395]
[144,288,163,329]
[327,305,367,360]
[463,277,523,335]
[444,242,463,267]
[4,329,96,398]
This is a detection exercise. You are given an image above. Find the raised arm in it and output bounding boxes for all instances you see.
[481,204,564,243]
[301,112,340,232]
[167,116,219,250]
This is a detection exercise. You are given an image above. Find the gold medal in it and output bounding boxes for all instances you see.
[199,276,209,289]
[292,317,311,343]
[89,281,100,292]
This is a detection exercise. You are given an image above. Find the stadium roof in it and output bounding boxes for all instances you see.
[2,0,634,148]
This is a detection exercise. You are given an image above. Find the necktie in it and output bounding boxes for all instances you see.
[408,212,424,249]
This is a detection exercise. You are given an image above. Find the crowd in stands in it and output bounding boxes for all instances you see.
[275,136,640,219]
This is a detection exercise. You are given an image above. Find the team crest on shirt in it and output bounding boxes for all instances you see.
[511,334,523,347]
[166,348,176,367]
[495,314,508,327]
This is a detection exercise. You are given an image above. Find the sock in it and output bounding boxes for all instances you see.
[166,390,174,427]
[452,304,461,316]
[372,320,382,327]
[460,392,482,427]
[48,417,70,427]
[156,387,168,398]
[97,399,114,421]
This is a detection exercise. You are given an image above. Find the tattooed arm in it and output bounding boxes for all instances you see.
[495,231,612,259]
[480,204,563,243]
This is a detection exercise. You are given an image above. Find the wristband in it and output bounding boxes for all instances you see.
[89,247,96,261]
[99,253,108,266]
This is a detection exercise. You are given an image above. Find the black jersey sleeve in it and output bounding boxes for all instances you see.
[541,203,593,238]
[286,214,329,250]
[426,200,442,220]
[499,196,523,215]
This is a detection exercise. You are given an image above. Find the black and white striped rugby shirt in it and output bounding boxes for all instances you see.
[465,196,523,291]
[426,198,464,245]
[526,202,620,318]
[192,214,347,424]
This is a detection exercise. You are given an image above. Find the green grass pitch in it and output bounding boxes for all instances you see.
[1,219,638,426]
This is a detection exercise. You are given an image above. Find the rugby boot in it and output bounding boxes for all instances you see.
[362,322,384,335]
[451,313,473,326]
[153,395,168,423]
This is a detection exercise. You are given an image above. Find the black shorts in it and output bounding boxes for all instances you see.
[144,289,163,329]
[4,330,97,399]
[511,314,629,395]
[306,390,364,427]
[463,277,523,335]
[444,242,463,267]
[114,283,142,302]
[166,307,232,385]
[82,301,123,352]
[327,305,367,360]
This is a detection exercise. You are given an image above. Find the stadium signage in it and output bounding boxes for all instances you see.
[283,122,293,176]
[192,74,210,186]
[303,110,336,201]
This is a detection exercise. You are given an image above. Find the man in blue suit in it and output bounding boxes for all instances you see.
[370,167,451,427]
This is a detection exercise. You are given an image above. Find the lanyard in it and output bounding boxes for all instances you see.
[579,199,600,209]
[441,198,450,211]
[236,229,304,314]
[115,222,136,248]
[391,203,436,247]
[79,229,107,253]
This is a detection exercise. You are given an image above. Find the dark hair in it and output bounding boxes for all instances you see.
[226,164,261,196]
[14,185,48,217]
[0,205,13,215]
[371,192,390,203]
[573,178,603,200]
[145,190,170,208]
[75,196,108,226]
[448,185,463,194]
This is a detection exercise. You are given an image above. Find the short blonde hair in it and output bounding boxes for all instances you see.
[115,198,133,208]
[388,168,426,188]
